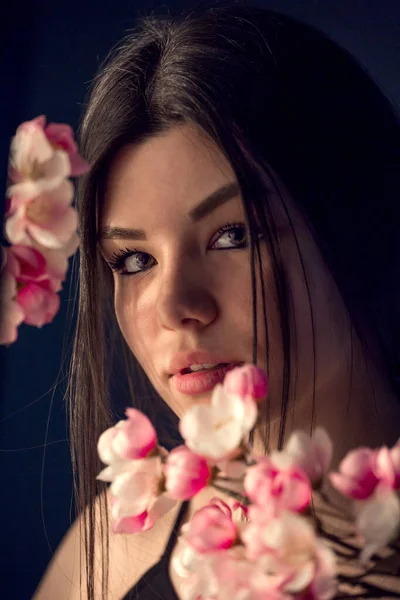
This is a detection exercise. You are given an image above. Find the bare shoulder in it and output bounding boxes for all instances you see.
[32,491,181,600]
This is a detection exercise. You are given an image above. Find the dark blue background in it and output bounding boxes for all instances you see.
[1,1,399,598]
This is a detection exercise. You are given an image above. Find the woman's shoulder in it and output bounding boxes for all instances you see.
[32,490,180,600]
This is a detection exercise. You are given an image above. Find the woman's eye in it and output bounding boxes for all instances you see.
[210,222,248,249]
[124,252,155,274]
[107,249,155,276]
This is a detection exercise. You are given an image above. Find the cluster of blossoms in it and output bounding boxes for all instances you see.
[97,364,400,600]
[0,116,89,344]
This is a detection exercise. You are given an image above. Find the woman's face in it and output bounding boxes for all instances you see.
[99,124,348,426]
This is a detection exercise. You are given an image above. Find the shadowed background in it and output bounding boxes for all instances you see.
[0,1,399,598]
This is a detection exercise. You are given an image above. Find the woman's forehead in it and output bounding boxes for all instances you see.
[101,124,237,224]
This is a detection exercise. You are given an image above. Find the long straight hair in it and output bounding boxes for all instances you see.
[68,5,400,598]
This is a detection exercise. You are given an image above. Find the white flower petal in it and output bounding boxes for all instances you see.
[180,386,254,460]
[313,544,337,600]
[188,420,243,459]
[11,123,53,172]
[27,222,66,249]
[8,151,70,199]
[178,576,202,600]
[285,561,315,593]
[96,466,114,482]
[111,471,153,516]
[357,486,400,564]
[270,450,296,470]
[5,207,31,245]
[97,427,118,464]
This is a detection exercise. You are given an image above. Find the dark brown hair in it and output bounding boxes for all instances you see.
[68,4,400,597]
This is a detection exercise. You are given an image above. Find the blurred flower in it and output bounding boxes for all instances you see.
[109,456,167,518]
[282,428,333,486]
[113,408,157,460]
[7,115,89,200]
[244,456,311,515]
[43,120,90,176]
[111,491,176,535]
[223,364,268,402]
[165,445,211,500]
[6,181,77,250]
[179,382,258,460]
[329,444,400,500]
[256,511,336,599]
[8,245,62,327]
[17,279,60,327]
[1,115,87,344]
[356,483,400,564]
[182,501,238,553]
[207,549,291,600]
[7,116,72,199]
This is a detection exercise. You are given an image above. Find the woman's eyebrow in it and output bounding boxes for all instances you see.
[98,181,240,241]
[188,181,241,221]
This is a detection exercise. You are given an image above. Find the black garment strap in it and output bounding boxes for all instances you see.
[162,500,190,560]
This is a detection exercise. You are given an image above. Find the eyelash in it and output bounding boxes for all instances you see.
[105,221,248,276]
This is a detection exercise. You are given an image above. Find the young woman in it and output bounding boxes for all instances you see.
[33,4,400,599]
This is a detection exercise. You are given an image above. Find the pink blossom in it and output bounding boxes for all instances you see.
[223,364,268,402]
[108,456,175,519]
[255,511,336,599]
[242,504,276,560]
[7,116,71,199]
[179,383,258,460]
[17,279,60,327]
[374,445,397,487]
[172,538,209,600]
[330,442,400,563]
[244,456,311,514]
[34,233,79,292]
[183,503,238,553]
[7,116,89,199]
[209,497,233,518]
[44,120,90,176]
[111,491,176,534]
[96,421,174,532]
[112,511,153,534]
[96,413,157,476]
[6,244,64,326]
[6,181,77,250]
[329,447,382,500]
[111,408,157,460]
[208,550,291,600]
[283,428,333,485]
[165,445,211,500]
[0,253,25,344]
[356,482,400,564]
[9,244,47,281]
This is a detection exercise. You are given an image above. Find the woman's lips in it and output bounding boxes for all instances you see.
[171,363,241,395]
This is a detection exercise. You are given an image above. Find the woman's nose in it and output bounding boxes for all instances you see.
[156,261,218,331]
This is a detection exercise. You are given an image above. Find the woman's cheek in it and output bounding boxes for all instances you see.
[114,280,157,355]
